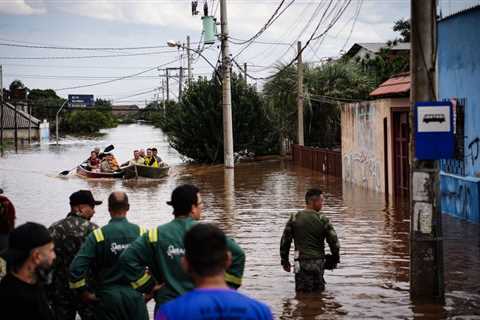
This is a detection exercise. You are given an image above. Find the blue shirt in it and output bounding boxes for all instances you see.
[156,288,273,320]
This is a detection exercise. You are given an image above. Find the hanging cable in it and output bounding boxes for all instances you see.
[54,58,180,91]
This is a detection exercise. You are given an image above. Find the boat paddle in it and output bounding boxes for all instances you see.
[59,144,114,176]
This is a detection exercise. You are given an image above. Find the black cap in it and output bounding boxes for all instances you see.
[1,222,52,265]
[69,190,102,207]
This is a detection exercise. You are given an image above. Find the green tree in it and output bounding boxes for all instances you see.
[263,61,374,148]
[158,74,278,163]
[393,19,410,43]
[28,89,65,123]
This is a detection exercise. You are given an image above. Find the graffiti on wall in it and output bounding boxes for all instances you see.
[440,170,480,223]
[343,151,382,192]
[467,136,480,166]
[343,102,382,192]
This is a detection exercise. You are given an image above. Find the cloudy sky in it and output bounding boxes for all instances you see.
[0,0,478,106]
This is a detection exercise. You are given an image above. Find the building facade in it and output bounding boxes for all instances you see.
[341,74,410,197]
[438,6,480,223]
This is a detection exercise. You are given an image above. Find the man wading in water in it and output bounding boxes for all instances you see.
[280,188,340,292]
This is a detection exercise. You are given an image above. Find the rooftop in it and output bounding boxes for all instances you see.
[369,73,410,98]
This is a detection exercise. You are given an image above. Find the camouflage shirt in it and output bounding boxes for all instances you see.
[280,209,340,265]
[48,212,98,295]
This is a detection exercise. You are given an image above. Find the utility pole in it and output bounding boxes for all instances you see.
[0,65,4,153]
[166,69,170,101]
[162,78,166,115]
[297,41,304,146]
[178,67,184,100]
[244,62,247,83]
[410,0,444,303]
[187,35,192,86]
[14,103,18,152]
[220,0,235,168]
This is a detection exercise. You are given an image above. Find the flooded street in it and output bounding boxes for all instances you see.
[0,124,479,319]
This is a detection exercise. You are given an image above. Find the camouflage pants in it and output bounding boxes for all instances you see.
[294,259,326,292]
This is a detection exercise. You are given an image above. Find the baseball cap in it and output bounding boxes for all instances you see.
[1,222,52,265]
[69,190,102,207]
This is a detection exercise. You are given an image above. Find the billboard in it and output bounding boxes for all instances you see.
[68,94,94,107]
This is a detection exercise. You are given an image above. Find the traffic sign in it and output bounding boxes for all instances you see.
[415,101,454,160]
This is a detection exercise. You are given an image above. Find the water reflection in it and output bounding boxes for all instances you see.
[0,124,479,319]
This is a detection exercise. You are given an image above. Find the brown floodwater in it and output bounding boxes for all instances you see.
[0,123,479,319]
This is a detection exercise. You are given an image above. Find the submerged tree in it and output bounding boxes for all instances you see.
[158,73,278,163]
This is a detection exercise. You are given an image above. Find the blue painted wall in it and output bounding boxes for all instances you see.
[438,7,480,223]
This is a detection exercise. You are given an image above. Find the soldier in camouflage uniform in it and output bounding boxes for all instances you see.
[280,188,340,292]
[48,190,102,320]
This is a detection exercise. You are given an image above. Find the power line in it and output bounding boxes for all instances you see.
[229,0,293,45]
[0,50,177,60]
[113,88,159,101]
[0,42,170,51]
[232,0,353,81]
[54,58,180,91]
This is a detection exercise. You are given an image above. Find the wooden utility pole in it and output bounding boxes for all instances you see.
[410,0,444,302]
[220,0,234,168]
[187,35,192,86]
[297,41,304,146]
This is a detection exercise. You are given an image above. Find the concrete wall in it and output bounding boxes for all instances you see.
[341,98,409,194]
[438,7,480,223]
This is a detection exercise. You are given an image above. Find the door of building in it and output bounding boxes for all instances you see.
[392,109,410,198]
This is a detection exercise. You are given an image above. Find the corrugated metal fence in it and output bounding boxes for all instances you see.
[292,145,342,178]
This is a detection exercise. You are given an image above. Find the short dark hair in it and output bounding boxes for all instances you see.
[305,188,323,203]
[167,185,200,216]
[108,192,129,212]
[152,148,158,152]
[184,223,228,277]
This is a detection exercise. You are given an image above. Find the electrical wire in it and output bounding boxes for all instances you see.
[54,58,180,91]
[0,50,178,60]
[231,0,353,81]
[229,0,294,45]
[0,42,170,51]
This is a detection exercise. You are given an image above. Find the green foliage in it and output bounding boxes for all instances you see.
[156,74,278,163]
[393,19,410,42]
[263,61,375,148]
[28,89,65,123]
[95,98,112,109]
[61,109,118,134]
[9,80,25,92]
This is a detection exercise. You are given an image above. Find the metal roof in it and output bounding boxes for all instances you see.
[1,103,41,129]
[369,73,410,98]
[345,42,410,57]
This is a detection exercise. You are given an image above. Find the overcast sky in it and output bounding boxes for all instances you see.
[0,0,478,106]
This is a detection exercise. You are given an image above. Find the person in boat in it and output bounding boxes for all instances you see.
[151,148,163,164]
[101,154,120,173]
[144,149,159,168]
[130,150,145,166]
[87,151,100,171]
[138,149,146,159]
